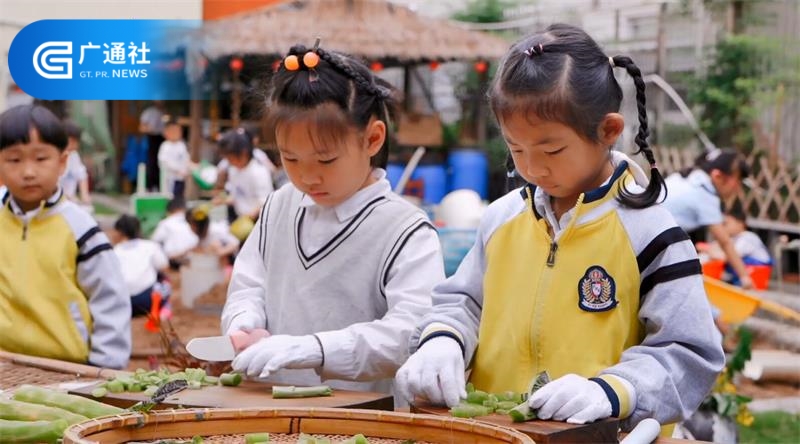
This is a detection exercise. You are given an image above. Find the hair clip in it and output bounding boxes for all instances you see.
[284,38,322,72]
[524,43,544,57]
[705,148,722,161]
[191,204,210,221]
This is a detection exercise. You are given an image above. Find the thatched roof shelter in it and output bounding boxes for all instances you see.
[198,0,509,63]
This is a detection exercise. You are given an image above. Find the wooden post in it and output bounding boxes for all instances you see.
[403,64,413,113]
[410,66,437,113]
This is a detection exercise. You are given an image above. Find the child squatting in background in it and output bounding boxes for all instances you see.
[221,42,444,397]
[0,104,131,369]
[110,214,172,319]
[151,197,198,269]
[662,149,755,289]
[395,24,724,433]
[697,205,771,287]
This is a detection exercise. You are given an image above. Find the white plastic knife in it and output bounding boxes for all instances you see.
[186,329,270,361]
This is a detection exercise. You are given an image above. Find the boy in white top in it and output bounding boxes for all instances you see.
[698,209,771,287]
[59,120,91,207]
[158,119,192,198]
[222,44,443,396]
[110,214,170,317]
[151,198,198,267]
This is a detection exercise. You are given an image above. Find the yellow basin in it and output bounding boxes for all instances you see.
[704,276,800,324]
[704,276,761,324]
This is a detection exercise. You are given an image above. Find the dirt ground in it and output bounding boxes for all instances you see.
[128,272,800,401]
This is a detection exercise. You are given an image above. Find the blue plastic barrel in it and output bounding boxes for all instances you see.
[386,163,405,190]
[412,164,448,204]
[448,149,488,199]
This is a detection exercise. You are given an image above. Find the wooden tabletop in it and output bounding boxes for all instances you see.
[0,350,393,411]
[69,380,394,411]
[412,403,707,444]
[412,403,619,444]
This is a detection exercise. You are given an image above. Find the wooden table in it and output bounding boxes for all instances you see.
[412,403,619,443]
[69,380,393,410]
[0,351,393,411]
[412,404,707,444]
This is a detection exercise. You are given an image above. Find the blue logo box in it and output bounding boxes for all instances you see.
[9,20,202,100]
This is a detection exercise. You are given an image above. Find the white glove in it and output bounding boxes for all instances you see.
[224,311,262,336]
[395,336,466,408]
[232,334,322,378]
[528,374,612,424]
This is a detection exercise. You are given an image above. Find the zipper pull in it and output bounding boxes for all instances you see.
[546,242,558,267]
[22,224,28,240]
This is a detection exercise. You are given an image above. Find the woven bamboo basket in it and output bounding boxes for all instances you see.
[63,407,534,443]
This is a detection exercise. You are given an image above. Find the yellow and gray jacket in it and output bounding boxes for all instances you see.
[411,156,725,429]
[0,189,131,369]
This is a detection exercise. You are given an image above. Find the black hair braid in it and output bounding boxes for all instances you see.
[611,56,650,159]
[611,55,665,209]
[315,48,390,168]
[316,48,381,97]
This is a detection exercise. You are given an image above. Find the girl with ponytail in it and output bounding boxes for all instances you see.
[222,42,443,399]
[397,24,724,435]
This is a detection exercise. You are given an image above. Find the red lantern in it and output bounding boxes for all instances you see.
[370,61,384,72]
[474,61,488,74]
[229,57,244,72]
[429,61,440,71]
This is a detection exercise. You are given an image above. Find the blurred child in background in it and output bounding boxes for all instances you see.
[151,197,198,269]
[186,203,240,262]
[698,206,771,287]
[110,214,172,319]
[60,120,92,209]
[158,118,192,199]
[214,127,275,222]
[662,149,754,289]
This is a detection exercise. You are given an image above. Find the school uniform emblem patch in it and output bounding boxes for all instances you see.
[578,266,617,312]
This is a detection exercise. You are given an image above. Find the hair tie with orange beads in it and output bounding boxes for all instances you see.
[283,38,321,71]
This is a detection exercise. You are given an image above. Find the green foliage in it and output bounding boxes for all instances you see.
[452,0,514,23]
[689,34,781,151]
[700,326,755,426]
[727,325,752,378]
[739,411,800,444]
[660,123,698,147]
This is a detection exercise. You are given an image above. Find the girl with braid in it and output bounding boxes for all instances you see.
[396,24,724,433]
[222,43,443,397]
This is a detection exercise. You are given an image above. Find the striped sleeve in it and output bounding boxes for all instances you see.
[602,205,725,430]
[61,203,131,369]
[637,226,702,299]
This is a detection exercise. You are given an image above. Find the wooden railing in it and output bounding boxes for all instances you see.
[653,146,800,232]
